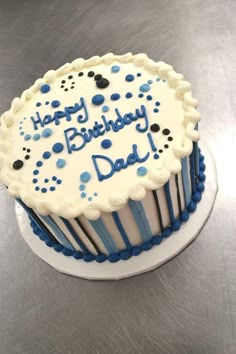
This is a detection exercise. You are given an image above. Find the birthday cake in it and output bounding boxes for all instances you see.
[0,53,205,263]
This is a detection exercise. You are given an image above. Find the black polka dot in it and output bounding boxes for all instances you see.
[78,72,84,76]
[159,149,163,153]
[88,71,95,77]
[164,144,169,149]
[150,124,160,132]
[72,82,75,84]
[64,88,68,92]
[68,75,73,79]
[25,155,30,160]
[23,147,26,151]
[62,80,66,84]
[71,86,74,89]
[168,136,173,141]
[61,85,64,88]
[94,74,102,81]
[163,129,170,135]
[13,160,24,170]
[27,149,31,153]
[96,78,109,89]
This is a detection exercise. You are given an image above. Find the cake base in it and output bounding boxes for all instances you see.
[15,141,217,280]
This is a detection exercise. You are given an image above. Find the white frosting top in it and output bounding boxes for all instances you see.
[0,53,200,220]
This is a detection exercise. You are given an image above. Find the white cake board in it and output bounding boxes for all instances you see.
[15,140,217,280]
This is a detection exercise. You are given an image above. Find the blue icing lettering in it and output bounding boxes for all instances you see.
[92,144,150,182]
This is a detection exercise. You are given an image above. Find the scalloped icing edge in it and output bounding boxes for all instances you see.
[0,53,200,220]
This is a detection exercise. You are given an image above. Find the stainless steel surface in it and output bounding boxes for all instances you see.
[0,0,234,353]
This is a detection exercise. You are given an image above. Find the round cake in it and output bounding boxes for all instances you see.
[0,53,205,264]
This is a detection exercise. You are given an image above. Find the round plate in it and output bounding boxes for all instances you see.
[15,140,217,280]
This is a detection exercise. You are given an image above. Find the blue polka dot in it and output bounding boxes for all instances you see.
[40,84,50,93]
[42,128,52,138]
[19,121,23,125]
[56,158,66,168]
[57,179,62,185]
[92,94,105,105]
[147,95,152,101]
[33,170,39,175]
[33,134,40,141]
[163,79,166,82]
[125,92,132,99]
[35,186,40,191]
[43,151,51,159]
[153,108,159,113]
[94,192,98,196]
[81,192,86,198]
[24,134,31,141]
[79,184,86,191]
[88,197,92,202]
[81,127,86,132]
[45,101,49,105]
[110,93,120,101]
[32,178,38,184]
[156,78,160,81]
[52,143,64,153]
[36,102,41,107]
[52,176,57,181]
[125,74,135,82]
[101,139,112,149]
[102,105,109,112]
[137,73,142,77]
[139,84,150,92]
[20,132,24,136]
[137,166,147,176]
[44,178,49,183]
[23,117,26,120]
[50,186,56,191]
[51,100,60,108]
[19,126,23,130]
[41,188,47,193]
[155,101,160,106]
[154,153,159,159]
[138,93,144,98]
[80,172,91,183]
[36,161,43,167]
[147,80,153,84]
[111,65,120,73]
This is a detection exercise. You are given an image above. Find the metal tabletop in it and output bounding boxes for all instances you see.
[0,0,235,353]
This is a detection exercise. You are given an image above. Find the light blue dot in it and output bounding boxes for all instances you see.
[111,65,120,73]
[42,128,53,138]
[36,161,43,167]
[40,84,50,93]
[101,139,112,149]
[24,134,31,141]
[92,94,105,106]
[81,192,86,198]
[36,102,41,107]
[125,92,132,99]
[50,186,56,191]
[44,178,49,183]
[110,93,120,101]
[153,108,159,113]
[56,158,66,168]
[43,151,51,159]
[79,184,86,191]
[139,84,150,92]
[52,143,64,153]
[125,74,135,82]
[155,101,160,106]
[147,95,152,101]
[20,132,25,136]
[88,197,92,202]
[80,172,91,183]
[147,80,153,84]
[102,105,109,112]
[51,100,60,108]
[41,188,47,193]
[33,134,40,141]
[137,166,147,176]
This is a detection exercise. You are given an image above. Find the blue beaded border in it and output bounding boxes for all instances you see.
[28,154,206,263]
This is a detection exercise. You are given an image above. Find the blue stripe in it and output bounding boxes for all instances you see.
[164,181,175,224]
[40,215,75,251]
[16,198,55,242]
[190,150,196,194]
[89,218,118,254]
[193,142,199,178]
[181,157,191,206]
[128,200,152,242]
[112,212,132,249]
[60,217,90,254]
